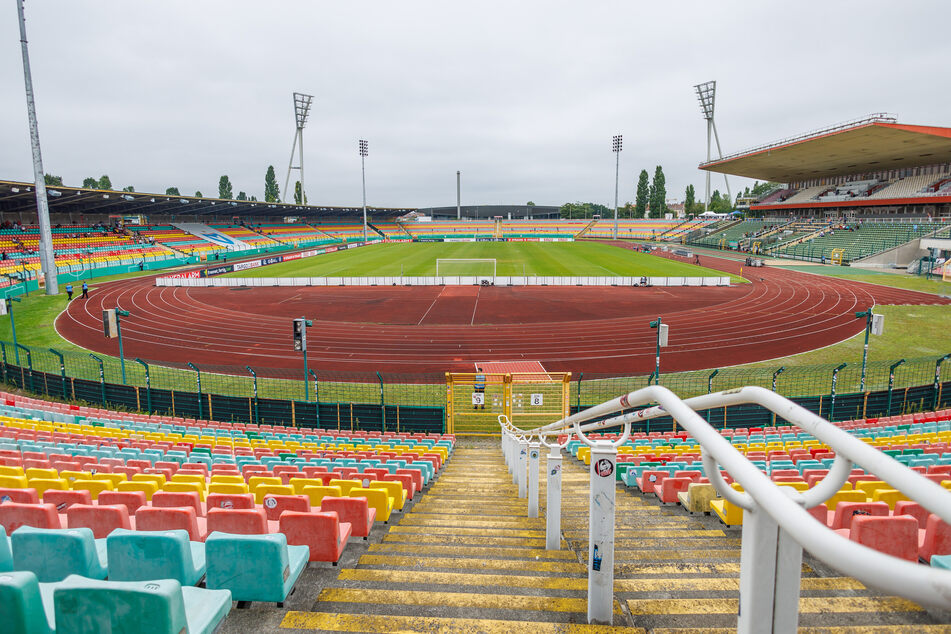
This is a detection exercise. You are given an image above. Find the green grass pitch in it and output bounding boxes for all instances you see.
[224,242,739,279]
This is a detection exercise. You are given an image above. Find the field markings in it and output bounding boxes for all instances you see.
[417,288,445,325]
[470,287,481,325]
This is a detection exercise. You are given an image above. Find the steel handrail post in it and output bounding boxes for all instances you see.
[246,365,258,425]
[887,359,905,416]
[187,362,202,420]
[308,368,319,427]
[935,354,951,410]
[16,344,32,393]
[134,358,151,414]
[48,348,66,399]
[829,362,847,421]
[88,354,105,405]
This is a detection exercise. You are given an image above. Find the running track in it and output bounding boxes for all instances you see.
[56,251,950,376]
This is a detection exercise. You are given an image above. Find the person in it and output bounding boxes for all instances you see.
[81,281,88,299]
[65,283,73,300]
[694,254,701,266]
[474,368,486,410]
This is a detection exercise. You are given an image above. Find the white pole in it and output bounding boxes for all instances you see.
[613,151,620,240]
[361,153,367,243]
[587,439,617,624]
[527,441,540,518]
[705,120,712,211]
[517,438,528,498]
[17,0,57,294]
[545,445,563,550]
[456,171,461,220]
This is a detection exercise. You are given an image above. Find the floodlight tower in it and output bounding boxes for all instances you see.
[612,135,622,240]
[16,0,57,294]
[694,81,731,211]
[359,139,368,243]
[284,92,314,205]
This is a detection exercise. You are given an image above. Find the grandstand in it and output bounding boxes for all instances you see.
[248,221,336,246]
[585,219,682,239]
[207,224,281,248]
[312,221,383,243]
[128,225,226,257]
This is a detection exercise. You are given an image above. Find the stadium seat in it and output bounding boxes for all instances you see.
[0,525,12,572]
[135,506,205,542]
[262,493,310,521]
[658,477,693,504]
[206,492,255,510]
[0,502,61,532]
[152,490,204,517]
[838,515,919,561]
[894,500,929,528]
[41,489,91,512]
[279,510,351,564]
[919,514,951,563]
[289,477,325,495]
[328,478,362,496]
[96,490,147,515]
[27,479,69,499]
[204,532,308,605]
[70,479,114,500]
[0,571,54,634]
[677,482,717,513]
[205,508,273,535]
[348,487,394,523]
[117,480,159,500]
[320,496,376,539]
[0,487,39,504]
[162,481,206,501]
[827,501,890,530]
[207,482,250,495]
[301,485,343,507]
[106,528,206,586]
[253,483,294,504]
[66,504,132,539]
[53,574,231,634]
[11,525,108,582]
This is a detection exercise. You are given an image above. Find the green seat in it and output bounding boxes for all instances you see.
[11,526,107,582]
[1,525,12,572]
[205,531,308,605]
[53,575,231,634]
[106,528,206,586]
[0,570,54,634]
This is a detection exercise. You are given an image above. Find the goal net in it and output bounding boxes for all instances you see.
[436,258,497,277]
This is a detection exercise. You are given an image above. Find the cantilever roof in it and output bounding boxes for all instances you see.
[699,116,951,183]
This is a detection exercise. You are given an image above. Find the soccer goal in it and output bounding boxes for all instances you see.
[436,258,497,277]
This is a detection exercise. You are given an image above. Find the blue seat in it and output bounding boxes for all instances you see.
[11,526,108,582]
[1,525,12,572]
[0,570,55,634]
[53,574,231,634]
[204,531,308,605]
[106,528,206,586]
[932,554,951,570]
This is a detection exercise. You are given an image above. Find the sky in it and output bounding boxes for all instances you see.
[2,1,950,210]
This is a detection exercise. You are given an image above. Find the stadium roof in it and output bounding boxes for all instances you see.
[699,114,951,183]
[0,180,415,219]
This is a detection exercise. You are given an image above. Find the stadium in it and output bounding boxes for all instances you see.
[3,3,951,634]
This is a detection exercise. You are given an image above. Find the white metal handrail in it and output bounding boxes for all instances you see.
[513,385,951,618]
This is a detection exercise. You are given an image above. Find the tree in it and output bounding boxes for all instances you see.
[218,175,233,199]
[648,166,667,218]
[709,189,733,213]
[250,195,258,202]
[236,191,248,201]
[82,177,98,189]
[264,166,280,203]
[684,184,696,215]
[526,201,536,206]
[165,187,180,196]
[194,191,203,198]
[98,175,112,190]
[294,181,306,206]
[44,174,63,186]
[122,185,135,192]
[634,170,649,218]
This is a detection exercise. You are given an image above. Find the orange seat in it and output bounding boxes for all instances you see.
[262,494,310,521]
[96,490,147,515]
[0,487,39,504]
[279,510,351,564]
[206,507,275,535]
[919,514,951,563]
[838,515,918,562]
[43,489,92,512]
[320,496,376,539]
[206,492,255,511]
[135,505,205,542]
[0,502,61,532]
[152,490,204,517]
[826,501,890,529]
[66,503,132,539]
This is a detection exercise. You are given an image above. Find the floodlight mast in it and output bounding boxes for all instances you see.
[612,135,622,240]
[284,92,314,205]
[359,140,368,243]
[16,0,57,294]
[694,81,731,211]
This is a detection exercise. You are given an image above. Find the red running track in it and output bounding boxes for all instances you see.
[55,252,950,376]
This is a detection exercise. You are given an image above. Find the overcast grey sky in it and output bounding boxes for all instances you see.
[2,1,949,209]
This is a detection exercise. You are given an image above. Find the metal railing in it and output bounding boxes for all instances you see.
[503,385,951,631]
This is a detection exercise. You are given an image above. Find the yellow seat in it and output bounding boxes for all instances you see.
[710,498,744,526]
[854,480,891,498]
[776,481,809,492]
[678,482,718,513]
[872,488,908,510]
[28,478,69,498]
[209,475,244,485]
[59,470,90,484]
[132,473,167,488]
[301,485,343,507]
[25,468,59,480]
[207,482,249,495]
[91,473,127,487]
[247,476,282,491]
[71,479,114,500]
[289,477,326,495]
[349,487,394,523]
[0,465,24,477]
[117,480,159,501]
[0,474,29,489]
[328,479,361,496]
[578,447,591,465]
[170,474,205,491]
[368,480,406,511]
[823,489,867,510]
[162,481,206,501]
[254,484,295,504]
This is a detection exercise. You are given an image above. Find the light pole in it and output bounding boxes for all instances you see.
[5,297,22,364]
[283,92,314,206]
[648,317,669,385]
[359,140,368,243]
[293,317,314,400]
[612,135,622,240]
[694,80,731,210]
[855,307,883,392]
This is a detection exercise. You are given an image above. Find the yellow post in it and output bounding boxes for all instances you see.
[503,374,513,423]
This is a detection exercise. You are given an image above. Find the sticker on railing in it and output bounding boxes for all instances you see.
[592,543,602,571]
[595,459,614,478]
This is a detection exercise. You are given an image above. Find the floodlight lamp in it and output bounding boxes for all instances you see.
[359,139,368,157]
[293,92,314,129]
[48,190,61,197]
[121,195,134,201]
[694,81,716,120]
[612,135,622,153]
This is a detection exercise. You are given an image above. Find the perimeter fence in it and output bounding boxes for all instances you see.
[0,338,948,434]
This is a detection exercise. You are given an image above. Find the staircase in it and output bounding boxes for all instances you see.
[366,222,388,240]
[576,218,599,238]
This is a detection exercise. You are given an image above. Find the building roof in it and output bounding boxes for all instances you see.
[699,114,951,183]
[0,180,414,219]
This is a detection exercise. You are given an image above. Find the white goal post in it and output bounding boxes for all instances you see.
[435,258,497,276]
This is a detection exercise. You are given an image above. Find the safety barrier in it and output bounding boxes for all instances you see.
[156,275,732,288]
[502,385,951,630]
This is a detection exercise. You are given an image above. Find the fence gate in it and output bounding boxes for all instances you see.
[446,372,570,435]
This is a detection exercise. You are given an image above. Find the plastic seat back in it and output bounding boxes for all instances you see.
[0,502,60,532]
[0,570,53,634]
[53,575,189,634]
[321,496,375,538]
[206,492,255,511]
[206,508,269,535]
[106,528,204,586]
[0,487,39,504]
[848,515,918,561]
[11,525,108,582]
[301,485,342,507]
[920,514,951,563]
[152,490,203,517]
[262,494,310,521]
[205,531,296,603]
[830,501,890,530]
[42,489,92,513]
[0,525,11,572]
[135,506,202,542]
[66,503,132,539]
[279,510,349,563]
[894,500,929,528]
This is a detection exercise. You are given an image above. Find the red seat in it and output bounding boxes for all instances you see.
[806,503,829,524]
[66,504,131,538]
[135,506,205,542]
[383,473,416,500]
[0,502,61,531]
[97,490,147,515]
[301,466,328,479]
[894,500,929,528]
[262,494,310,521]
[320,496,376,539]
[837,515,918,561]
[0,487,39,504]
[639,470,668,494]
[206,507,275,535]
[279,510,351,563]
[395,469,423,494]
[826,501,890,529]
[919,514,951,563]
[43,489,92,511]
[152,491,204,517]
[657,477,693,504]
[206,493,255,511]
